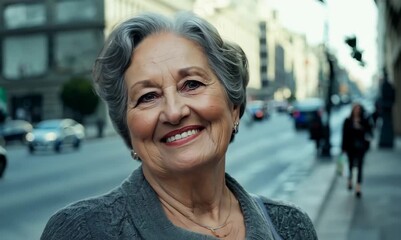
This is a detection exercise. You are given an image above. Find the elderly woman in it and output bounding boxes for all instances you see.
[41,12,317,240]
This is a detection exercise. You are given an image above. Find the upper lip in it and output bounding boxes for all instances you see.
[161,125,203,142]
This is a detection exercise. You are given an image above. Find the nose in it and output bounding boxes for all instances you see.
[160,89,190,125]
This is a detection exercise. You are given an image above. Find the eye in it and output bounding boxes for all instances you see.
[136,92,159,105]
[182,80,204,91]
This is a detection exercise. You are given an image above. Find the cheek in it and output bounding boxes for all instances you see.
[195,94,233,123]
[126,111,158,141]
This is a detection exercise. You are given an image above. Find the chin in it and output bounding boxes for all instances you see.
[168,156,215,173]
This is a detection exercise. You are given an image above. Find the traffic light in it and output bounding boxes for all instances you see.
[345,36,357,48]
[345,35,365,67]
[351,49,362,61]
[351,49,365,66]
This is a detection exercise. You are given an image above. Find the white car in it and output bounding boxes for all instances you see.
[26,119,85,154]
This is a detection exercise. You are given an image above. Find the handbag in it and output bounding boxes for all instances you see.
[353,138,370,152]
[363,139,370,151]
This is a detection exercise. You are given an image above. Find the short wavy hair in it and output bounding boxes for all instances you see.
[93,12,249,148]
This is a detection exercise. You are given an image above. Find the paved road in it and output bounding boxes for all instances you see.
[0,108,349,240]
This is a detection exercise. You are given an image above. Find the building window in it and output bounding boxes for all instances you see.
[262,79,269,88]
[56,0,100,23]
[54,30,103,73]
[3,3,46,29]
[2,34,48,79]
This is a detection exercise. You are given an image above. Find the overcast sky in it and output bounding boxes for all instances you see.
[267,0,378,89]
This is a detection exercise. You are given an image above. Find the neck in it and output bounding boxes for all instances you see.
[142,165,232,232]
[159,185,233,238]
[187,188,233,238]
[142,160,227,204]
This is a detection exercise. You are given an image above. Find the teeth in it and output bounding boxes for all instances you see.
[166,129,199,143]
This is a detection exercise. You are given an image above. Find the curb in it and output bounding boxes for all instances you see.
[313,168,338,225]
[290,158,338,225]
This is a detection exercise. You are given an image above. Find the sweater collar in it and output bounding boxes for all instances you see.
[121,167,274,240]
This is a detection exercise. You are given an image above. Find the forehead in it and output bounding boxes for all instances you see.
[131,32,208,69]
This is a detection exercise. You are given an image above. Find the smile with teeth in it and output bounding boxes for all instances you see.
[165,129,200,143]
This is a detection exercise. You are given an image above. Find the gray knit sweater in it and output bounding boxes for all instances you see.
[41,167,317,240]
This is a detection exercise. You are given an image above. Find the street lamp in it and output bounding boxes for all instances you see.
[320,52,335,158]
[314,0,333,158]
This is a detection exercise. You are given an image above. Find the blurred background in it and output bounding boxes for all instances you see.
[0,0,400,239]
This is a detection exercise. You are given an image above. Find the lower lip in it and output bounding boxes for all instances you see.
[164,131,201,147]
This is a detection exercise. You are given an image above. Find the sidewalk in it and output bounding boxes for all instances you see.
[288,136,401,240]
[315,137,401,240]
[289,156,337,226]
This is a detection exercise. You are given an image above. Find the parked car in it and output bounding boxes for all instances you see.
[270,100,290,113]
[26,119,85,154]
[291,98,326,130]
[247,100,269,121]
[0,119,33,144]
[0,141,7,178]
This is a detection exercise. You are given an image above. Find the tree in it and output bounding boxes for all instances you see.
[60,77,99,123]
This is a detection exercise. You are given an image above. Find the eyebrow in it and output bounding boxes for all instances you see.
[130,79,155,89]
[129,66,211,91]
[178,66,211,80]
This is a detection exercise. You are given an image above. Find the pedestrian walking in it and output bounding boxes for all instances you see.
[341,103,372,197]
[309,111,325,156]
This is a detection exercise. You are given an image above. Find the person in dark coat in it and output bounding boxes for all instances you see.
[309,111,324,156]
[341,103,372,197]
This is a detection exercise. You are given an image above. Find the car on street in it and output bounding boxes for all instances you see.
[0,141,7,178]
[270,100,290,113]
[0,119,33,144]
[26,118,85,154]
[247,100,269,121]
[290,98,326,130]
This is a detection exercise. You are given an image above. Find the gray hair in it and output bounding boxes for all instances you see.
[93,12,249,148]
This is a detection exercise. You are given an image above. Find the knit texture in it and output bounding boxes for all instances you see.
[41,167,317,240]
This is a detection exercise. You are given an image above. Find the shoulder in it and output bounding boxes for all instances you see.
[261,197,318,240]
[41,189,133,240]
[41,199,95,240]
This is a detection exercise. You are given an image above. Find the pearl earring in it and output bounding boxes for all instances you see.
[233,122,239,134]
[131,150,139,160]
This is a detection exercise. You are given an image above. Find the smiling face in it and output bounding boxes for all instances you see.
[124,33,239,176]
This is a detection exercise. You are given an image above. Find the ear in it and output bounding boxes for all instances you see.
[232,104,240,123]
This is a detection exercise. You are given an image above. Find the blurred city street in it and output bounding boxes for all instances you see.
[0,1,400,239]
[2,104,400,240]
[0,107,349,240]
